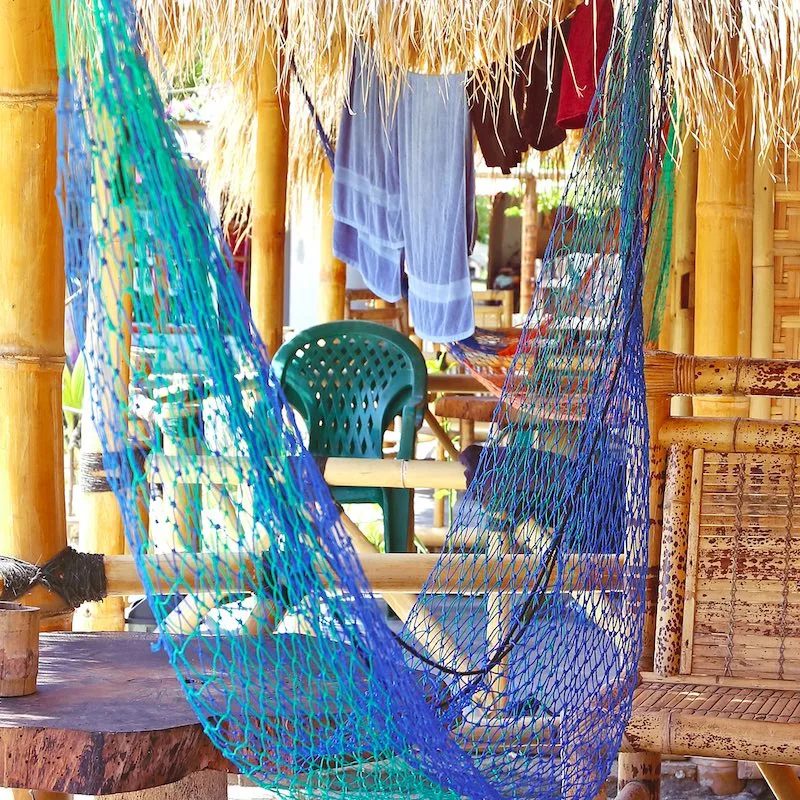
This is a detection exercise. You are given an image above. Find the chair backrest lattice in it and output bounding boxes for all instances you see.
[654,414,800,686]
[271,321,427,461]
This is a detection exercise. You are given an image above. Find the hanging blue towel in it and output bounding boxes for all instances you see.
[333,51,476,343]
[332,50,404,303]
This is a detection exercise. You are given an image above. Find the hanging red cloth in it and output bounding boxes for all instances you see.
[557,0,614,130]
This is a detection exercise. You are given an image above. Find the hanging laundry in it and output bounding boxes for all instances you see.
[333,50,476,343]
[557,0,615,129]
[469,19,570,171]
[468,57,528,174]
[332,50,404,303]
[522,19,571,151]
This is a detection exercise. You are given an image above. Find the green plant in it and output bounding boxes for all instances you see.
[62,352,85,442]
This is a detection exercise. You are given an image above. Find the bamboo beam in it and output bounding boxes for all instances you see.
[1,552,623,612]
[693,91,754,418]
[0,0,70,631]
[750,145,776,420]
[250,41,289,356]
[319,168,347,323]
[659,417,800,453]
[519,176,538,316]
[668,136,698,417]
[644,351,800,398]
[150,454,469,490]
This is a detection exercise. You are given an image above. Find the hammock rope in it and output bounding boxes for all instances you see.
[51,0,673,796]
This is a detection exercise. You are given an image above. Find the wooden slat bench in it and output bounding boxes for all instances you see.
[621,354,800,800]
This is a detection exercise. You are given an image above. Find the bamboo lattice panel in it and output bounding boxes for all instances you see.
[685,451,800,682]
[772,154,800,419]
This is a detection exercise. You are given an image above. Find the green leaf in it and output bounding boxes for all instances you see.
[70,352,86,409]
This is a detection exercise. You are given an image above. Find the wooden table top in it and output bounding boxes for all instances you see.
[0,632,228,795]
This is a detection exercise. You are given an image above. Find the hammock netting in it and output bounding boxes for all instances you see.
[53,0,672,796]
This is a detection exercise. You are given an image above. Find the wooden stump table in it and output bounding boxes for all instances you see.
[0,632,230,797]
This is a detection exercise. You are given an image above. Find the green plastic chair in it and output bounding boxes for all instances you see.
[272,321,428,553]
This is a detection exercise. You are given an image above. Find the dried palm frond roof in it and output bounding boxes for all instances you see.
[137,0,800,226]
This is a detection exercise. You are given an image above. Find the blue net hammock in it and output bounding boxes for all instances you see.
[52,0,673,796]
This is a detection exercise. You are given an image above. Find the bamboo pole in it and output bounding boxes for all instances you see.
[520,175,538,316]
[74,105,136,633]
[750,144,776,420]
[0,551,623,611]
[0,0,70,632]
[756,763,800,799]
[668,137,698,417]
[319,168,347,323]
[0,7,74,799]
[693,91,754,419]
[250,40,289,356]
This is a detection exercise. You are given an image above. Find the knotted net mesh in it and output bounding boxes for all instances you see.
[52,0,672,796]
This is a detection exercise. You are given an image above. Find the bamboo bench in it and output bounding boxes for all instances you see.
[621,354,800,800]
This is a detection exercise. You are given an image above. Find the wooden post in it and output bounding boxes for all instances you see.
[757,763,800,799]
[250,40,289,355]
[0,603,40,697]
[520,175,539,316]
[669,137,698,417]
[750,145,776,420]
[0,0,71,630]
[319,168,347,322]
[693,93,754,419]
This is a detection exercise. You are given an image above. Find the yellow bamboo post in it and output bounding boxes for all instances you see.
[319,168,347,322]
[250,39,289,355]
[668,137,698,417]
[693,94,754,419]
[0,0,71,633]
[750,144,776,420]
[74,108,136,634]
[520,175,538,316]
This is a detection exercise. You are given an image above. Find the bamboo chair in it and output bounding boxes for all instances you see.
[622,353,800,800]
[344,289,410,336]
[473,289,514,329]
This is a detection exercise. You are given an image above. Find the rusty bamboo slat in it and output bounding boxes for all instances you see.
[250,42,289,356]
[654,445,695,677]
[0,602,39,697]
[679,448,705,675]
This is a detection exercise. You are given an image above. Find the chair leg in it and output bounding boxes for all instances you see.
[383,488,414,553]
[757,763,800,799]
[618,752,660,800]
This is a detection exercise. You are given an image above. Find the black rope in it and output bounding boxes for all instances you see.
[80,452,112,493]
[0,547,107,609]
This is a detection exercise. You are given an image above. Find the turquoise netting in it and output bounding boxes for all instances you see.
[52,0,673,796]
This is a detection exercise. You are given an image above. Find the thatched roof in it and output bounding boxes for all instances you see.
[138,0,800,226]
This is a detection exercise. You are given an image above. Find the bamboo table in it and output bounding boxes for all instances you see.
[0,632,229,796]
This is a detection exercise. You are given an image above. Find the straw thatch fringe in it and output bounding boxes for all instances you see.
[127,0,800,225]
[670,0,800,161]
